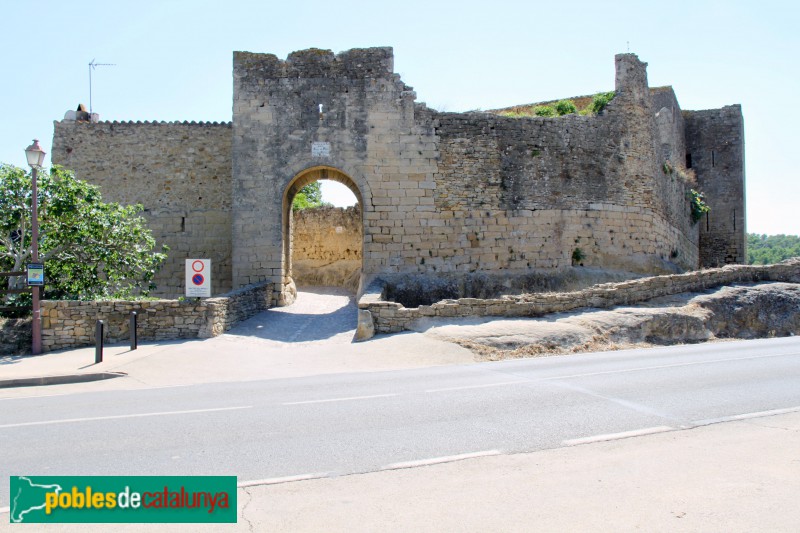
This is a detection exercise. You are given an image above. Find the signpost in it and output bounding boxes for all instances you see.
[185,259,211,297]
[26,263,44,286]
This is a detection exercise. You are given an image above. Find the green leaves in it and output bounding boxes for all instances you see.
[292,181,331,210]
[0,164,167,305]
[688,189,710,225]
[747,234,800,265]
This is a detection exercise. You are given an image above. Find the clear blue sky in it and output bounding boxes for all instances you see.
[2,0,797,234]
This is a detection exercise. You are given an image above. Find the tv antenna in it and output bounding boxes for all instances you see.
[89,59,116,114]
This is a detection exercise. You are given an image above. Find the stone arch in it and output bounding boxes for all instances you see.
[280,166,364,305]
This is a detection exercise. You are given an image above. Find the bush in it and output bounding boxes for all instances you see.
[590,91,615,114]
[533,105,556,117]
[688,189,710,224]
[555,100,578,116]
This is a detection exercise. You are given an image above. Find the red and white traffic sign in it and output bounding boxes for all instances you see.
[185,259,211,297]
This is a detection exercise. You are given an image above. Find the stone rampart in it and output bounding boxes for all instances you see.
[41,281,271,352]
[359,260,800,334]
[51,120,233,297]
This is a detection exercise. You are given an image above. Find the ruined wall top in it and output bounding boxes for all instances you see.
[233,47,395,80]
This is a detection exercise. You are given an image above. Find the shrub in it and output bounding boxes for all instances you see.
[688,189,710,224]
[555,100,578,116]
[533,105,556,117]
[590,91,615,114]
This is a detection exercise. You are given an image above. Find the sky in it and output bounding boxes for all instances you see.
[1,0,797,234]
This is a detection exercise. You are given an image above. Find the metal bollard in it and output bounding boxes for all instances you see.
[95,320,104,364]
[130,311,138,351]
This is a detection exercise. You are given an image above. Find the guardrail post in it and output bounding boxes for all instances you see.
[95,320,104,364]
[130,311,138,351]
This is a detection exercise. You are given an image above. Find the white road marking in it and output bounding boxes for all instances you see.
[563,426,675,446]
[693,406,800,426]
[425,381,530,393]
[283,394,398,405]
[0,406,252,429]
[382,450,501,470]
[237,474,329,487]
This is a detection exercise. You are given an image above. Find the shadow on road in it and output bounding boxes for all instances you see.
[225,286,358,343]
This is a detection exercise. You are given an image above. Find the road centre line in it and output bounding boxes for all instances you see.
[283,393,398,405]
[383,450,501,470]
[563,426,675,446]
[692,406,800,426]
[0,406,252,429]
[238,473,330,487]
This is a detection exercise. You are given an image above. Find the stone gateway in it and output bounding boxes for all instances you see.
[52,48,745,305]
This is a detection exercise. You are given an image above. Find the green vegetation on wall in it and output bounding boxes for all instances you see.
[747,234,800,264]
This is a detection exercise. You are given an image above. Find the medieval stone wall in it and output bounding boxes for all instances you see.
[49,48,741,308]
[684,106,746,267]
[51,121,233,297]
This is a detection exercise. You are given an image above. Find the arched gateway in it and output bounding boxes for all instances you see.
[281,167,365,304]
[52,47,745,304]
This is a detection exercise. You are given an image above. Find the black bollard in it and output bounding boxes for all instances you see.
[95,320,104,364]
[130,311,138,351]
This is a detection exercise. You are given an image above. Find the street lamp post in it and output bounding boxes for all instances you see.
[25,139,46,355]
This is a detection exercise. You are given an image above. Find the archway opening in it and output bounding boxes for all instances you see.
[282,167,363,306]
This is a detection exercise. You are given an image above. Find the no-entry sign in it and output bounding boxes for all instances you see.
[185,259,211,297]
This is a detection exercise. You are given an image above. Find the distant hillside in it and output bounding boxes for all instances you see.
[748,234,800,264]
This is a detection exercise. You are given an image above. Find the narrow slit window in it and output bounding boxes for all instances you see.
[686,153,692,169]
[733,209,736,231]
[181,216,186,232]
[711,151,715,167]
[706,212,710,232]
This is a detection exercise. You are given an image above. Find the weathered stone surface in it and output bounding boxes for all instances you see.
[40,281,272,352]
[361,259,800,334]
[50,48,744,307]
[354,309,375,341]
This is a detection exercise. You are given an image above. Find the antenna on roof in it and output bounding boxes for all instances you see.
[89,59,116,114]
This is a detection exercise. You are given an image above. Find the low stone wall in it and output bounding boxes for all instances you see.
[41,282,272,352]
[358,260,800,334]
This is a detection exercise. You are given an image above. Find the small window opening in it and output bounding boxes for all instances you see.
[711,150,715,167]
[181,216,185,232]
[733,209,736,231]
[706,212,710,232]
[686,153,692,169]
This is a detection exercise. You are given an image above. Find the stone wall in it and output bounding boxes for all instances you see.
[50,48,742,308]
[292,205,362,263]
[51,120,233,298]
[41,281,271,352]
[359,260,800,334]
[684,106,746,267]
[291,205,362,290]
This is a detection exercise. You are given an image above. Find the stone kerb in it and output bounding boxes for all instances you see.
[358,260,800,335]
[41,281,272,352]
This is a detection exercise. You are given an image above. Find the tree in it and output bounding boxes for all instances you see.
[292,181,331,210]
[747,233,800,264]
[0,164,167,306]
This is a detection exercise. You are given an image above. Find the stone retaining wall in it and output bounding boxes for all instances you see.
[359,260,800,334]
[41,282,271,352]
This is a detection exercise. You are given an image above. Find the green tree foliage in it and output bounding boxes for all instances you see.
[747,233,800,264]
[0,164,167,306]
[555,100,578,116]
[292,181,331,210]
[533,105,556,117]
[590,91,615,114]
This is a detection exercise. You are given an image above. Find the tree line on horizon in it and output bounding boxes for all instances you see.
[747,233,800,265]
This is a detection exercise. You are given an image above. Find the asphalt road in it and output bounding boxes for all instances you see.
[2,336,799,508]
